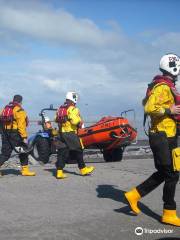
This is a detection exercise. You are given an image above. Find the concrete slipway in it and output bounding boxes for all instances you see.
[0,156,179,240]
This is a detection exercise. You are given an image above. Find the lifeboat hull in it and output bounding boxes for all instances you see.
[78,116,137,150]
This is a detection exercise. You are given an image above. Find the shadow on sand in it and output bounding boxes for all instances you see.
[1,168,20,176]
[44,168,82,177]
[155,238,180,240]
[96,184,161,221]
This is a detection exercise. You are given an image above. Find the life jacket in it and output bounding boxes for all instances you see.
[56,102,74,124]
[0,101,29,127]
[143,75,180,130]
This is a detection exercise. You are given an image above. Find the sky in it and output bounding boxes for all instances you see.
[0,0,180,138]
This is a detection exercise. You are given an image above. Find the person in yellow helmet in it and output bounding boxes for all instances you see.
[124,53,180,227]
[0,95,35,176]
[55,91,95,179]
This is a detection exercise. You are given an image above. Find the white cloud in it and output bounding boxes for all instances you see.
[28,58,148,120]
[0,2,120,48]
[0,30,29,55]
[0,0,180,138]
[31,59,116,96]
[152,32,180,53]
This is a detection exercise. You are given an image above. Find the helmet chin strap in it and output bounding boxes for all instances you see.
[169,74,178,83]
[174,76,178,83]
[66,99,76,105]
[161,70,177,83]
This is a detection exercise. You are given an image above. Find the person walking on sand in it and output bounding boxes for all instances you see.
[0,95,36,176]
[55,91,95,179]
[125,53,180,227]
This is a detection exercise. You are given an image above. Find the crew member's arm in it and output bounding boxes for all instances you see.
[68,106,82,126]
[14,109,28,139]
[145,84,173,116]
[54,111,58,123]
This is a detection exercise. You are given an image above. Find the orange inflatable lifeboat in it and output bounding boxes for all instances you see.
[78,115,137,162]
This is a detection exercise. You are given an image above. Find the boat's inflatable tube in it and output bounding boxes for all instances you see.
[78,116,137,150]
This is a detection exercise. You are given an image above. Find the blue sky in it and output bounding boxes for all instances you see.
[59,0,180,32]
[0,0,180,138]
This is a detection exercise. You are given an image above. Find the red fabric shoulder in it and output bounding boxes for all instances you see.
[152,75,175,88]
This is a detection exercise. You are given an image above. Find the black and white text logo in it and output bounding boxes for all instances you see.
[135,227,143,236]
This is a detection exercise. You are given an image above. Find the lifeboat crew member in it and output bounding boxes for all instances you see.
[55,91,95,179]
[0,95,36,176]
[125,53,180,227]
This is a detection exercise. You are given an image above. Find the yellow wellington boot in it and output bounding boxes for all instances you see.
[124,188,141,214]
[21,165,36,176]
[161,209,180,227]
[80,166,95,176]
[56,170,67,179]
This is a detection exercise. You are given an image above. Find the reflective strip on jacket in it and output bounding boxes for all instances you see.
[3,105,28,138]
[144,83,176,137]
[60,106,82,133]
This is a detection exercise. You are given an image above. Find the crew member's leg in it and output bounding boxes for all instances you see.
[63,133,95,176]
[56,147,69,179]
[161,137,180,226]
[0,133,13,165]
[125,132,170,214]
[72,150,85,169]
[0,133,13,175]
[12,133,36,176]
